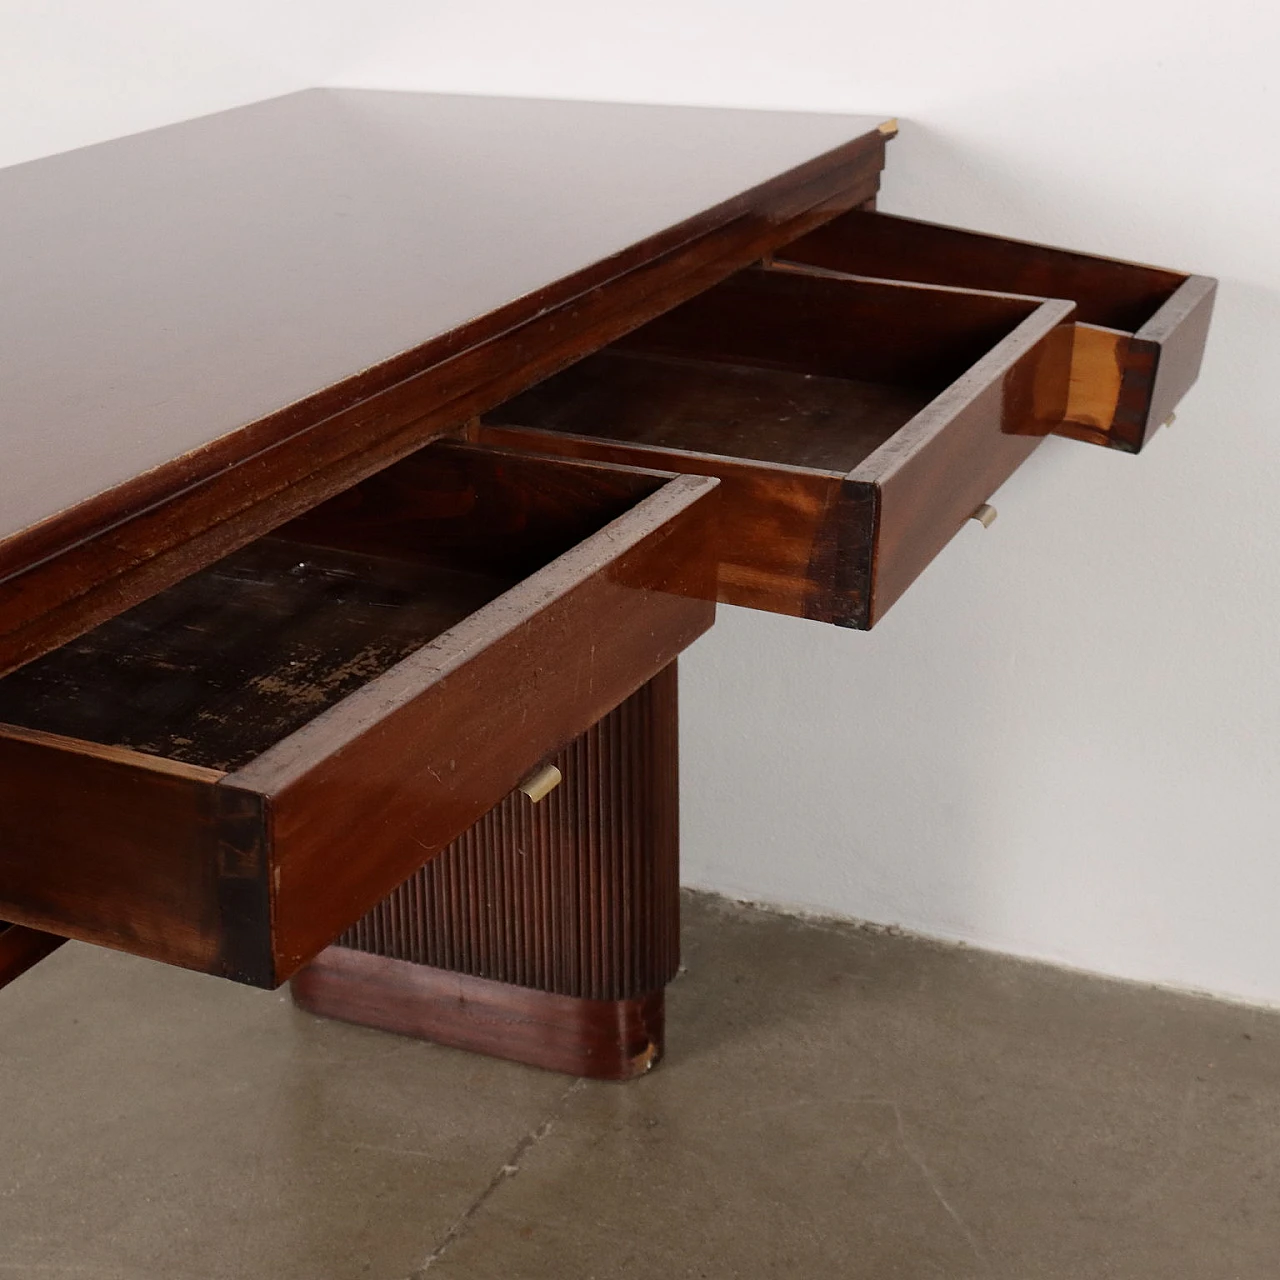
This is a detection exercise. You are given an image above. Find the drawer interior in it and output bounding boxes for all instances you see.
[0,921,64,991]
[0,540,504,771]
[776,208,1188,331]
[0,437,716,977]
[0,439,716,985]
[482,263,1068,627]
[0,442,670,772]
[774,210,1216,452]
[486,265,1055,475]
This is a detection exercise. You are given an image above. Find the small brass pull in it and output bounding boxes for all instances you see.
[1163,412,1177,430]
[970,503,998,529]
[518,763,563,804]
[877,118,899,138]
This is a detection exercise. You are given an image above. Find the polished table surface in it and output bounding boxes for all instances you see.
[0,90,887,675]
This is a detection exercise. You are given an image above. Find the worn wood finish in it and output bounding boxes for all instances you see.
[292,954,667,1080]
[0,540,515,772]
[483,267,1072,626]
[0,92,888,679]
[0,444,717,985]
[0,447,683,771]
[775,210,1216,451]
[0,922,67,991]
[247,472,715,982]
[293,663,679,1077]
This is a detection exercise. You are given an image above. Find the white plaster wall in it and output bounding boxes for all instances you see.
[2,1,1277,1003]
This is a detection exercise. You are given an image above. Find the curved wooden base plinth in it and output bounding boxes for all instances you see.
[291,947,664,1080]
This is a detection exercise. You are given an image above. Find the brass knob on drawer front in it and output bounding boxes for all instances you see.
[518,763,563,803]
[970,503,998,529]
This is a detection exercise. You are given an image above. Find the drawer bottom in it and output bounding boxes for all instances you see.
[0,537,515,773]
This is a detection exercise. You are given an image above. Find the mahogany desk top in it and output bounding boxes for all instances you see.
[0,90,889,675]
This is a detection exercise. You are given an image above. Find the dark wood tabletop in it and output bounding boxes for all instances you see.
[0,89,889,676]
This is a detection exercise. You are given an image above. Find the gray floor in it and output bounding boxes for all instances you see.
[2,892,1278,1279]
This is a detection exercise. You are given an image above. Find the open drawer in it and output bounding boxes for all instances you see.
[479,265,1071,627]
[774,210,1216,453]
[0,442,717,987]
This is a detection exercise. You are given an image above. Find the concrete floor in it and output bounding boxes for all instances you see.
[2,893,1278,1278]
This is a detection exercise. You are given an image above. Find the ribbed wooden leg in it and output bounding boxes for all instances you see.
[291,662,680,1079]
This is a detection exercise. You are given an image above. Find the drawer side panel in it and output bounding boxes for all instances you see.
[1141,275,1217,443]
[0,727,226,972]
[855,304,1072,626]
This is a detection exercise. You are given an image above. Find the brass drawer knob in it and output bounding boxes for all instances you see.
[518,763,563,803]
[970,503,998,529]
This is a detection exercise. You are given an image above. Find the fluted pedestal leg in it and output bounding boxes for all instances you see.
[290,662,680,1079]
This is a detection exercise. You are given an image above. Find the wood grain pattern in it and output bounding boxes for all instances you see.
[0,726,233,973]
[292,954,667,1080]
[0,444,716,985]
[775,210,1215,452]
[475,421,847,620]
[335,662,680,998]
[1060,325,1130,442]
[0,92,888,678]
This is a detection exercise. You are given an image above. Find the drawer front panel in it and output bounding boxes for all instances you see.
[775,210,1215,453]
[1138,274,1217,443]
[229,476,717,981]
